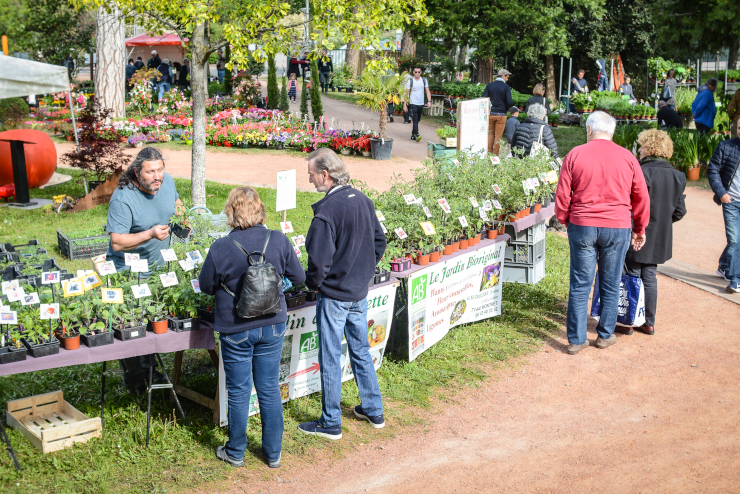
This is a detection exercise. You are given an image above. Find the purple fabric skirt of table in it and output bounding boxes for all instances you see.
[0,323,216,377]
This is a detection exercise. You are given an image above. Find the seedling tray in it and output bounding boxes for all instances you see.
[57,230,109,260]
[22,338,60,358]
[0,345,27,364]
[286,294,307,309]
[196,308,215,323]
[81,331,114,348]
[114,325,147,341]
[167,316,200,332]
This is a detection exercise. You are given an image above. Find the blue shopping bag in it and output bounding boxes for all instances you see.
[590,271,646,327]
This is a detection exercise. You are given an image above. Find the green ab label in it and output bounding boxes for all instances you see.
[411,274,428,305]
[299,331,318,355]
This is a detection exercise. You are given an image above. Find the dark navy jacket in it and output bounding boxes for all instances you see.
[305,185,386,302]
[481,80,513,114]
[707,138,740,205]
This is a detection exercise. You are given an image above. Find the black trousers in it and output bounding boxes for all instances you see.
[625,259,658,326]
[409,104,424,136]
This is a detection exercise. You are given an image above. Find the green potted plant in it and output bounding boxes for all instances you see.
[354,69,409,160]
[436,126,457,147]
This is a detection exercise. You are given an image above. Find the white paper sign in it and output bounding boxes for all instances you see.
[403,194,416,205]
[179,259,195,272]
[451,159,460,167]
[291,235,306,247]
[187,251,204,264]
[422,206,432,218]
[280,221,294,234]
[40,303,60,320]
[493,199,503,209]
[1,280,19,294]
[479,208,489,221]
[458,216,469,228]
[131,284,152,298]
[490,156,500,165]
[469,197,479,208]
[160,272,179,287]
[482,200,493,211]
[6,287,25,302]
[190,279,202,293]
[380,222,388,234]
[447,173,455,182]
[437,198,452,214]
[76,270,94,278]
[21,292,40,306]
[375,211,386,222]
[276,169,297,212]
[161,249,178,262]
[394,228,408,239]
[0,311,18,325]
[98,261,117,276]
[124,253,139,266]
[492,184,502,195]
[41,271,60,284]
[293,247,303,258]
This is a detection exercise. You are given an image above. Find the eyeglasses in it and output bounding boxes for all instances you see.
[414,70,421,74]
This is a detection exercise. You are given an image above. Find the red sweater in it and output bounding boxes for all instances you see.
[555,139,650,234]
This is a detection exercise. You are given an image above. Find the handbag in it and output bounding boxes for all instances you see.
[220,231,282,319]
[530,124,548,157]
[660,85,672,101]
[590,268,646,327]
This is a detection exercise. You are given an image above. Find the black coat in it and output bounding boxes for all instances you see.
[511,117,559,158]
[524,95,551,114]
[481,80,513,114]
[626,158,687,265]
[657,106,683,129]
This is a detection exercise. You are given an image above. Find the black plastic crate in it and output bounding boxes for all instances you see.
[57,230,109,260]
[0,345,27,364]
[167,316,200,332]
[503,221,546,245]
[23,338,60,358]
[1,239,39,252]
[115,325,147,341]
[81,331,115,348]
[196,307,215,323]
[505,239,546,265]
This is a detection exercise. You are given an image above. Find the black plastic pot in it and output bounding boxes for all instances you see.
[171,223,192,239]
[530,204,537,214]
[0,345,27,364]
[286,294,307,309]
[304,291,318,302]
[196,307,215,323]
[23,338,60,358]
[369,138,394,160]
[374,270,391,285]
[167,316,200,332]
[114,325,147,341]
[81,330,115,348]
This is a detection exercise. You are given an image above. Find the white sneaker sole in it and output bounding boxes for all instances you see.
[298,425,342,440]
[717,269,730,281]
[354,409,386,429]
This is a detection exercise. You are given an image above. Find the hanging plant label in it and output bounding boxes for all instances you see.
[375,211,386,222]
[179,259,195,272]
[490,156,500,165]
[20,292,40,306]
[190,279,202,294]
[98,261,117,276]
[0,311,18,325]
[469,197,479,207]
[403,194,417,205]
[479,208,489,221]
[458,216,469,228]
[160,249,178,262]
[6,286,25,302]
[419,222,436,236]
[437,198,452,214]
[124,253,140,266]
[531,177,541,187]
[130,259,149,273]
[280,221,294,234]
[492,184,502,194]
[394,227,408,239]
[41,271,60,285]
[493,199,502,209]
[187,251,204,264]
[422,206,433,218]
[131,284,152,298]
[482,200,493,211]
[160,272,179,287]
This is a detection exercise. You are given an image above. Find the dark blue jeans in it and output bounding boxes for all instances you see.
[409,104,424,136]
[566,224,631,344]
[721,201,740,283]
[219,323,286,463]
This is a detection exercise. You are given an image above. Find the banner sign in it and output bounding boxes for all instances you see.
[406,242,505,361]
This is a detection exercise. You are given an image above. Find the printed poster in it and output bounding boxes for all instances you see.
[406,242,505,361]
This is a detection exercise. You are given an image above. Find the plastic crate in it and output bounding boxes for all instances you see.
[427,142,457,159]
[502,258,546,284]
[57,230,109,260]
[504,221,546,245]
[505,238,545,265]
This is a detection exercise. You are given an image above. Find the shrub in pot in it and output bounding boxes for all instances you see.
[354,70,409,160]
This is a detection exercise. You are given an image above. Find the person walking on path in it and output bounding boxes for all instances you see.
[555,111,650,355]
[199,187,305,469]
[511,103,559,158]
[482,69,514,155]
[505,107,520,145]
[217,49,226,84]
[692,78,717,133]
[726,88,740,137]
[661,69,677,110]
[707,118,740,293]
[299,148,387,440]
[618,129,686,336]
[403,66,431,142]
[318,49,333,93]
[525,83,551,114]
[288,73,298,103]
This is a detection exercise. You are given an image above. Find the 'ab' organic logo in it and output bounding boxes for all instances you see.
[411,274,428,306]
[299,331,318,356]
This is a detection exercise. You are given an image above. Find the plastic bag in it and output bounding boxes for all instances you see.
[590,271,646,327]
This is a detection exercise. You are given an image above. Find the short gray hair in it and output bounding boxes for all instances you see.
[528,103,547,121]
[586,111,616,137]
[306,148,350,186]
[163,58,170,65]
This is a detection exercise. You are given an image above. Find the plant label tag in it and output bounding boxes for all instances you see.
[63,280,83,298]
[291,235,306,247]
[438,198,452,214]
[187,251,204,264]
[492,184,502,195]
[380,222,388,234]
[482,200,493,211]
[160,272,179,287]
[21,292,40,306]
[190,279,201,293]
[6,286,24,302]
[403,194,416,205]
[375,211,386,222]
[447,173,455,182]
[419,222,436,236]
[458,216,469,228]
[82,273,103,291]
[550,161,559,170]
[160,249,178,262]
[77,269,94,278]
[532,177,541,187]
[277,221,293,234]
[469,197,479,208]
[101,288,124,304]
[414,196,424,204]
[556,157,563,166]
[98,261,117,276]
[522,180,531,195]
[179,259,195,272]
[205,248,210,254]
[40,303,60,320]
[538,173,547,183]
[130,259,149,273]
[490,156,500,165]
[479,208,490,221]
[124,253,140,266]
[422,206,432,218]
[131,284,152,298]
[0,311,18,325]
[547,170,559,183]
[91,253,107,264]
[451,158,460,167]
[41,271,60,284]
[293,247,302,258]
[1,280,19,295]
[394,228,408,240]
[493,199,503,209]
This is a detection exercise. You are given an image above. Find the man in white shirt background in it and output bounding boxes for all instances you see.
[403,65,432,143]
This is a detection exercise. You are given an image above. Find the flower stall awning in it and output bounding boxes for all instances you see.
[0,55,69,98]
[125,33,189,47]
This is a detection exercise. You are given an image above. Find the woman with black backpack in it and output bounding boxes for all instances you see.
[199,187,305,469]
[661,69,677,110]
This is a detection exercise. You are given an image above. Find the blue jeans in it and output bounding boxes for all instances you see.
[157,82,171,101]
[722,202,740,283]
[566,224,631,344]
[219,323,286,463]
[316,294,383,427]
[218,69,225,84]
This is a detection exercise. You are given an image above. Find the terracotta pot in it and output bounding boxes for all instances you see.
[475,234,481,244]
[151,320,169,334]
[498,224,506,235]
[534,203,542,213]
[56,331,81,351]
[444,244,453,256]
[451,242,459,253]
[687,166,701,181]
[459,239,469,250]
[65,135,74,141]
[225,142,232,147]
[487,229,498,240]
[429,251,440,263]
[416,254,430,266]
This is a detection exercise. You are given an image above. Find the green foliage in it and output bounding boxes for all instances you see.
[266,54,279,110]
[223,45,233,94]
[0,98,30,128]
[279,76,290,112]
[300,79,309,118]
[354,69,409,138]
[309,58,324,122]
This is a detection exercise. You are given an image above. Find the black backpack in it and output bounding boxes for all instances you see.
[220,232,282,319]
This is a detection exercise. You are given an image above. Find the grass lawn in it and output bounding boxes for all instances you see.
[0,172,571,493]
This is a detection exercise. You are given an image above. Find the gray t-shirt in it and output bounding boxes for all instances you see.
[405,76,428,106]
[106,173,179,271]
[729,168,740,202]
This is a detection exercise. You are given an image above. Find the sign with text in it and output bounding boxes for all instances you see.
[457,97,490,155]
[276,170,297,212]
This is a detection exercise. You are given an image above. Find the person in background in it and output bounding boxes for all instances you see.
[662,69,677,110]
[199,187,305,469]
[692,78,717,133]
[657,101,683,129]
[134,56,144,70]
[299,148,387,440]
[125,59,136,94]
[505,106,520,145]
[619,130,686,336]
[217,49,226,84]
[147,50,161,69]
[571,69,588,94]
[511,103,559,158]
[481,69,514,155]
[726,88,740,137]
[596,59,609,91]
[157,57,173,102]
[318,48,333,93]
[618,75,637,101]
[525,83,551,114]
[287,73,298,103]
[287,53,308,81]
[707,116,740,293]
[403,66,431,143]
[555,111,650,355]
[178,58,190,91]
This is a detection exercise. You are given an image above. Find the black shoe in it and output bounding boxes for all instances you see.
[403,120,411,124]
[411,134,417,140]
[389,116,394,122]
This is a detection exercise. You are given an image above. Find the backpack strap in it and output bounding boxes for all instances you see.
[219,231,272,297]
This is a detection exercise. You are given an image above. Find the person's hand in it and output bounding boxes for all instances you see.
[631,232,646,251]
[403,104,408,112]
[150,224,171,241]
[426,102,431,108]
[721,194,732,204]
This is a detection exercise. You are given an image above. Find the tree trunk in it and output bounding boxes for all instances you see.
[400,30,416,56]
[476,57,495,84]
[190,21,208,207]
[94,6,125,118]
[379,105,388,139]
[457,45,467,68]
[545,55,557,105]
[345,7,361,76]
[729,35,740,72]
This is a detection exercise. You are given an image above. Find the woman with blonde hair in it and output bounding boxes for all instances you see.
[524,83,551,114]
[619,129,686,336]
[199,186,305,469]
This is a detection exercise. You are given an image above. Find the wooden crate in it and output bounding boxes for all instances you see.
[6,390,101,453]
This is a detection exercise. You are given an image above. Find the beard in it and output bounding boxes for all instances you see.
[138,176,162,192]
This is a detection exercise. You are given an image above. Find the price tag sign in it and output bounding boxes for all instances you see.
[179,259,195,272]
[469,197,479,208]
[280,221,294,234]
[131,284,152,298]
[458,216,469,228]
[490,156,500,165]
[160,272,179,287]
[437,198,452,214]
[375,211,386,222]
[422,206,432,218]
[394,227,408,239]
[492,184,502,195]
[130,259,149,273]
[91,253,107,265]
[161,249,178,262]
[479,208,489,221]
[403,194,416,205]
[419,222,436,236]
[40,303,60,320]
[124,253,140,266]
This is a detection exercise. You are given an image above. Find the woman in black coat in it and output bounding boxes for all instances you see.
[511,103,559,158]
[619,129,686,336]
[524,83,551,114]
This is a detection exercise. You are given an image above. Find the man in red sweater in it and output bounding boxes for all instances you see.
[555,111,650,355]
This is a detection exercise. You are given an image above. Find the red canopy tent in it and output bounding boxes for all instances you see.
[125,33,189,67]
[125,33,189,46]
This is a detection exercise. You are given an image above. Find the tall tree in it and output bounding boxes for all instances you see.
[267,54,279,109]
[309,58,323,122]
[400,30,416,56]
[94,6,126,118]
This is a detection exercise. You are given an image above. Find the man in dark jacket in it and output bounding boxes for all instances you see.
[707,128,740,293]
[299,148,387,440]
[505,106,520,145]
[481,69,514,155]
[511,103,559,158]
[125,59,136,93]
[147,50,161,69]
[657,101,683,129]
[318,49,333,93]
[178,58,190,91]
[692,79,717,133]
[134,57,144,70]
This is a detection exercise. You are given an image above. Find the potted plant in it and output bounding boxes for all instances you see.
[0,328,27,364]
[20,312,60,358]
[675,131,701,181]
[354,69,409,160]
[285,286,307,308]
[436,126,457,147]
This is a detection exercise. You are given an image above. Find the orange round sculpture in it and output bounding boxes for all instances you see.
[0,129,57,188]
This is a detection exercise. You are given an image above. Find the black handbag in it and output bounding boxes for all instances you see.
[660,85,672,101]
[220,231,282,319]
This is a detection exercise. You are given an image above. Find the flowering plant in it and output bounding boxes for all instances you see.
[157,88,191,115]
[130,81,154,113]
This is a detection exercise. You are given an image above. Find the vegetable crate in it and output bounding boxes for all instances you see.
[57,230,109,260]
[502,258,546,284]
[6,390,102,454]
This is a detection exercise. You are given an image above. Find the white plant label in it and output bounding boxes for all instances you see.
[91,253,107,264]
[522,180,531,195]
[40,303,60,320]
[6,286,24,302]
[291,235,306,247]
[161,249,178,262]
[394,228,408,240]
[490,156,500,165]
[276,169,297,212]
[21,292,40,306]
[493,199,503,209]
[187,251,204,264]
[469,197,479,208]
[130,259,149,273]
[437,198,452,214]
[131,284,152,298]
[76,269,94,278]
[447,173,455,182]
[98,261,117,276]
[280,221,294,234]
[458,216,469,228]
[482,200,493,211]
[531,177,541,187]
[403,194,416,205]
[451,159,460,166]
[380,222,388,234]
[293,247,303,258]
[550,161,559,170]
[492,184,502,195]
[179,259,195,272]
[375,210,386,222]
[160,272,179,287]
[479,208,489,221]
[190,279,201,294]
[124,253,140,266]
[0,311,18,325]
[41,271,60,284]
[422,206,433,218]
[1,280,19,295]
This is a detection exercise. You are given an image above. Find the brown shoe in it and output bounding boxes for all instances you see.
[595,335,618,349]
[567,340,590,355]
[614,327,634,335]
[636,325,655,335]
